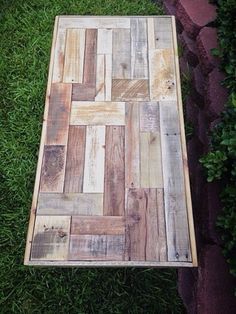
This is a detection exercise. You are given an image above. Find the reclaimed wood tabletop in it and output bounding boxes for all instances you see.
[24,16,197,267]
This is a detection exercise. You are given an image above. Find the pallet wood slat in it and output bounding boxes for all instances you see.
[25,16,197,267]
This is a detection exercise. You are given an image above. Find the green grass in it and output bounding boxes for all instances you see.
[0,0,185,313]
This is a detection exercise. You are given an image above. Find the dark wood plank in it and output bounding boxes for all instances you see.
[104,126,125,216]
[40,145,66,192]
[140,102,159,132]
[83,29,97,85]
[69,235,125,260]
[71,216,125,235]
[64,126,86,193]
[46,83,72,145]
[72,84,96,101]
[112,79,149,101]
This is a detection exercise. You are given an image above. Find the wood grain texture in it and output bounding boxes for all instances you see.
[40,145,66,193]
[71,216,125,235]
[160,101,191,262]
[63,29,85,83]
[72,84,96,101]
[83,29,97,85]
[112,29,131,79]
[104,126,125,216]
[69,235,125,260]
[46,83,72,145]
[52,27,66,83]
[97,28,112,54]
[112,79,149,101]
[31,216,70,260]
[59,17,130,29]
[149,49,177,101]
[125,103,140,188]
[70,101,125,125]
[37,193,103,215]
[64,126,85,193]
[154,17,173,49]
[131,17,148,79]
[83,126,105,193]
[95,54,105,101]
[140,102,159,132]
[147,18,155,51]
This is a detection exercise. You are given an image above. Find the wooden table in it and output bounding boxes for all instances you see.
[24,16,197,267]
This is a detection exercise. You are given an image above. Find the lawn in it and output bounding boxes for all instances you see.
[0,0,185,312]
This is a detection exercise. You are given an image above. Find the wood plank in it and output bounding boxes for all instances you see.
[104,126,125,216]
[63,29,85,83]
[40,145,66,193]
[97,28,112,54]
[125,103,140,188]
[112,29,131,79]
[31,216,70,260]
[140,102,159,132]
[83,29,97,85]
[154,17,173,49]
[149,49,177,101]
[145,189,167,261]
[72,84,96,101]
[37,193,103,215]
[131,17,148,79]
[71,216,125,235]
[46,83,72,145]
[125,189,146,261]
[147,18,155,50]
[69,235,125,260]
[159,100,191,262]
[64,126,86,193]
[140,132,163,188]
[70,101,125,125]
[105,54,112,101]
[59,17,130,29]
[95,54,105,101]
[52,27,66,83]
[83,126,105,193]
[112,79,149,101]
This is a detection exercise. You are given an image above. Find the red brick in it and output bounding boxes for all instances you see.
[179,31,199,66]
[176,0,216,38]
[197,27,220,74]
[205,68,228,120]
[191,64,205,107]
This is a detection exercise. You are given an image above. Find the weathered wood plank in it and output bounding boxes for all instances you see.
[112,79,149,101]
[112,29,131,79]
[125,103,140,188]
[97,28,112,54]
[104,126,125,216]
[71,216,125,235]
[52,27,66,83]
[95,54,105,101]
[40,145,66,193]
[72,84,96,101]
[154,17,173,49]
[83,126,105,193]
[64,126,85,193]
[160,100,191,262]
[59,17,130,29]
[131,18,148,79]
[63,29,85,83]
[140,102,159,132]
[149,49,177,101]
[105,54,112,101]
[140,132,163,188]
[147,17,155,51]
[69,235,125,260]
[31,216,70,260]
[83,29,97,85]
[37,193,103,215]
[70,101,125,125]
[46,83,72,145]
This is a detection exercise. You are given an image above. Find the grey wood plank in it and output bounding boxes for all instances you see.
[154,17,173,49]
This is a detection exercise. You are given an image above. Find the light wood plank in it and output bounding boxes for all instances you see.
[70,101,125,125]
[37,193,103,215]
[149,49,177,101]
[97,28,112,54]
[83,126,105,193]
[95,54,105,101]
[147,18,155,50]
[131,17,148,79]
[112,29,131,79]
[52,27,66,83]
[154,17,173,49]
[112,79,149,101]
[140,132,163,188]
[160,100,191,262]
[105,54,112,101]
[125,103,140,188]
[69,235,125,260]
[140,102,159,132]
[83,29,97,85]
[31,216,70,260]
[71,216,125,235]
[104,126,125,216]
[46,83,72,145]
[63,29,85,83]
[40,145,66,193]
[59,17,130,29]
[64,126,86,193]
